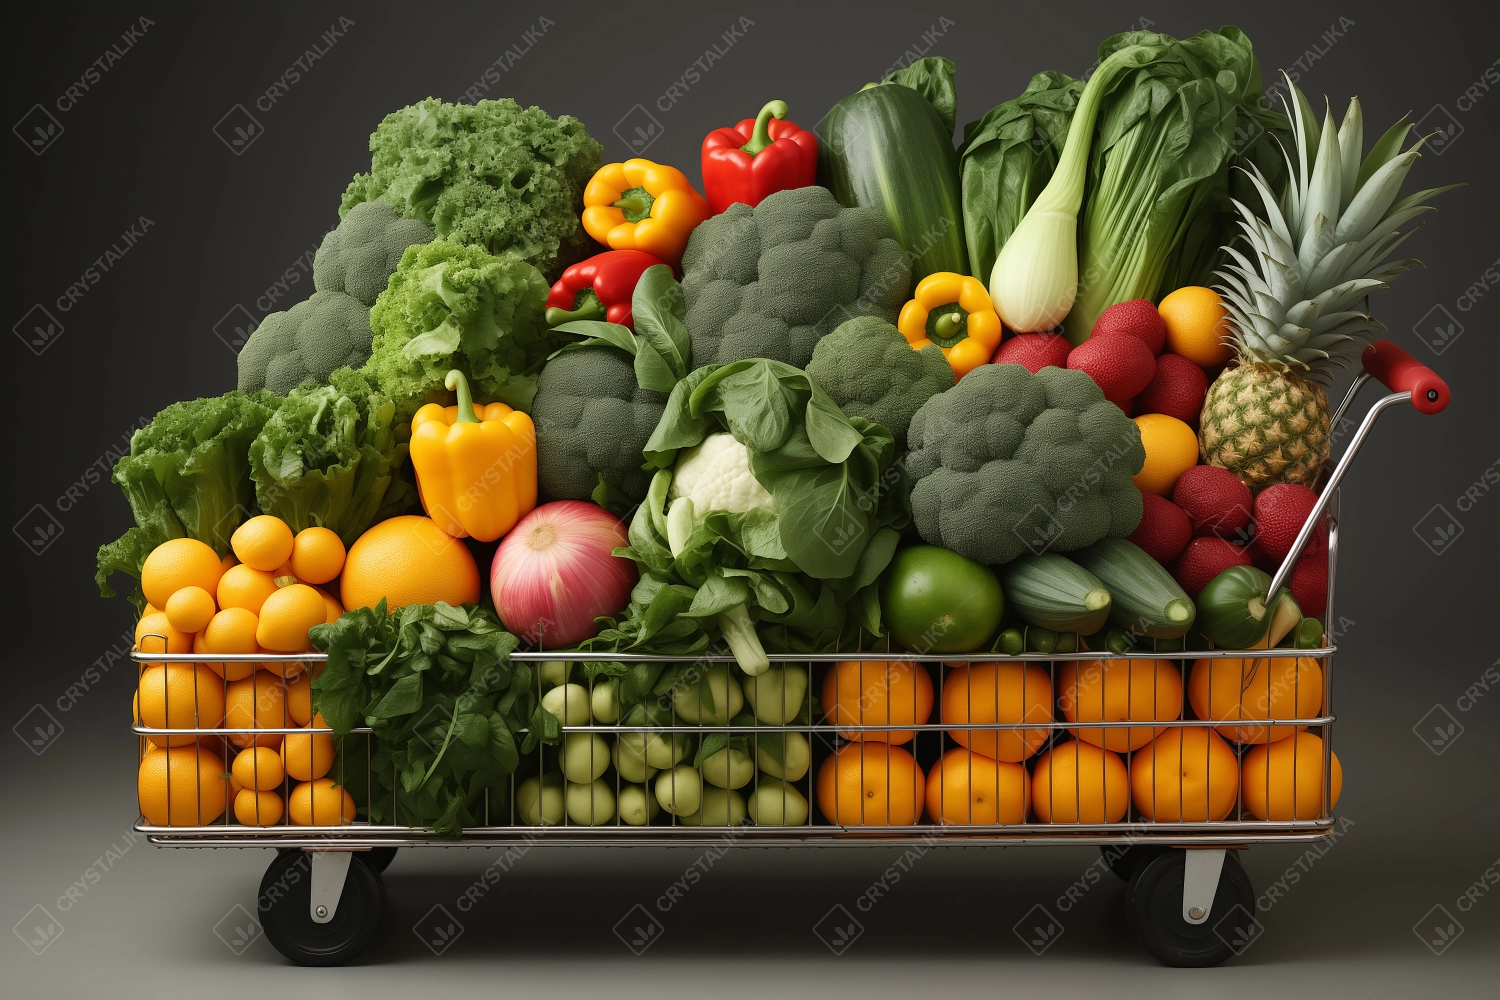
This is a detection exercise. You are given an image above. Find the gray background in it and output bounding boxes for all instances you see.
[4,1,1497,995]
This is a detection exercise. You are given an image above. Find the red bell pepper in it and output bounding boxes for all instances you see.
[544,250,666,329]
[701,99,818,215]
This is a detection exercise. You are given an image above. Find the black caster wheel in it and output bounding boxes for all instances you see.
[1100,844,1166,882]
[259,851,385,966]
[360,847,398,874]
[1127,851,1255,968]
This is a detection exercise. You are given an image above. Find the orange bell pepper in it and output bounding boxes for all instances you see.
[409,370,537,542]
[897,272,1004,380]
[581,159,711,267]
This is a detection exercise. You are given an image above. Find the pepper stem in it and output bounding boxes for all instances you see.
[926,305,971,348]
[612,186,655,223]
[545,289,606,327]
[740,100,788,156]
[444,369,480,423]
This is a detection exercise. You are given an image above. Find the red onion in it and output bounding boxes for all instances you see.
[491,501,636,647]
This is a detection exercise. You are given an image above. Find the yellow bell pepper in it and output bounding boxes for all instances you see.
[581,159,711,267]
[409,370,537,542]
[897,272,1004,380]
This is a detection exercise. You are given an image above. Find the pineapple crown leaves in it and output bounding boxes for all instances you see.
[1214,71,1461,377]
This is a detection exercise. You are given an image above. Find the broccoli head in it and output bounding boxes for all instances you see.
[805,315,952,450]
[905,364,1145,565]
[680,186,910,369]
[313,200,434,307]
[237,291,373,396]
[341,97,601,281]
[532,345,665,506]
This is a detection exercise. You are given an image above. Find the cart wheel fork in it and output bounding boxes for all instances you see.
[1181,848,1225,925]
[308,851,352,924]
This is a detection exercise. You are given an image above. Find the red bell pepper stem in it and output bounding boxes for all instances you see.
[740,100,788,156]
[444,369,480,424]
[545,290,606,327]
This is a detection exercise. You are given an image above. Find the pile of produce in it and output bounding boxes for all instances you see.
[108,25,1452,832]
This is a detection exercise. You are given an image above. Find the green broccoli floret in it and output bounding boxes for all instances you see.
[805,315,952,450]
[341,97,601,281]
[905,364,1145,565]
[680,186,910,369]
[313,200,434,307]
[237,291,373,395]
[364,239,555,409]
[532,346,666,505]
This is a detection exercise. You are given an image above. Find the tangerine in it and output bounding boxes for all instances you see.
[138,745,228,826]
[924,747,1029,825]
[1031,740,1130,823]
[217,564,279,616]
[1240,732,1342,820]
[137,663,224,747]
[290,527,346,584]
[231,515,295,572]
[940,662,1052,762]
[340,515,480,611]
[141,537,223,610]
[1130,726,1239,821]
[1059,658,1182,752]
[1188,655,1324,744]
[821,660,934,745]
[235,788,284,826]
[288,778,356,826]
[816,742,925,826]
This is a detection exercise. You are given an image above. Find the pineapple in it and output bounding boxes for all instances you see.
[1199,74,1455,489]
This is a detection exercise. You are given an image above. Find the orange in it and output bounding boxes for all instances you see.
[924,747,1029,825]
[137,663,224,746]
[315,586,344,624]
[141,537,224,610]
[816,742,925,826]
[224,673,289,749]
[282,716,336,782]
[138,745,228,826]
[256,583,325,653]
[821,660,934,745]
[1130,726,1239,821]
[1031,740,1129,823]
[217,564,279,615]
[164,585,216,634]
[291,527,346,584]
[1132,414,1199,495]
[286,672,312,726]
[940,662,1052,762]
[1188,655,1324,744]
[1241,732,1342,820]
[198,607,260,681]
[1059,658,1182,752]
[231,745,285,791]
[135,611,193,667]
[288,778,357,826]
[235,788,284,826]
[231,515,295,572]
[340,515,480,611]
[1157,286,1232,366]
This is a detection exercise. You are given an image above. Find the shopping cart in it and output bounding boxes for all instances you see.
[130,340,1450,968]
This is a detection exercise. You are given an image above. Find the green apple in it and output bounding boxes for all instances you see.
[672,664,743,725]
[679,787,747,826]
[541,683,592,726]
[565,779,616,826]
[516,774,564,826]
[560,732,610,783]
[746,778,809,825]
[755,731,811,781]
[742,665,808,725]
[700,746,754,788]
[617,783,659,826]
[654,764,702,816]
[590,678,620,723]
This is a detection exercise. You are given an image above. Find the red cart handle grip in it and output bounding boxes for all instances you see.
[1361,339,1450,415]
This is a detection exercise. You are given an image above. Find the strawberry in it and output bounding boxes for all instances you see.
[1091,299,1166,355]
[1172,536,1251,598]
[1291,549,1328,618]
[1135,353,1208,425]
[1067,334,1155,401]
[1172,465,1253,540]
[1128,490,1192,564]
[993,332,1072,373]
[1253,484,1327,562]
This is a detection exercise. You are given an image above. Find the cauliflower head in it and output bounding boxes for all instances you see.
[313,200,434,307]
[906,363,1145,565]
[804,315,953,450]
[237,291,372,395]
[680,186,910,369]
[669,432,774,514]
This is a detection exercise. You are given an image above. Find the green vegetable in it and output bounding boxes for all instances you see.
[654,764,702,816]
[804,315,953,450]
[755,732,810,781]
[878,55,960,138]
[818,57,968,281]
[747,778,809,826]
[671,664,744,725]
[516,774,564,826]
[1054,630,1078,654]
[1195,564,1301,648]
[341,97,602,280]
[699,746,754,789]
[309,600,554,837]
[1071,537,1196,640]
[993,627,1025,655]
[618,783,659,825]
[905,364,1145,565]
[679,185,910,369]
[565,778,616,826]
[1025,626,1059,653]
[96,391,280,604]
[880,544,1005,654]
[364,239,555,409]
[679,786,747,826]
[314,201,436,308]
[996,553,1112,634]
[741,665,809,726]
[247,368,417,546]
[1292,617,1325,649]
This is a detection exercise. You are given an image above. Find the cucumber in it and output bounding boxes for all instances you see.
[997,553,1112,635]
[1025,627,1058,653]
[1072,538,1196,640]
[992,627,1024,655]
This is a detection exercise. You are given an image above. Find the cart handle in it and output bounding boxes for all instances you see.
[1361,339,1450,414]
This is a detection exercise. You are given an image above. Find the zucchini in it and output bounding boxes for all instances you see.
[997,553,1112,634]
[817,82,968,281]
[1197,565,1302,649]
[1072,538,1196,640]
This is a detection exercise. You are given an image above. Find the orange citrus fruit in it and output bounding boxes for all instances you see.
[231,515,295,572]
[1130,726,1239,821]
[340,515,480,611]
[290,527,346,584]
[1241,732,1342,820]
[164,585,216,634]
[135,611,194,667]
[141,537,224,610]
[235,788,284,826]
[224,673,289,749]
[940,662,1053,762]
[256,583,325,653]
[924,747,1029,824]
[1188,655,1324,744]
[282,717,336,782]
[217,564,279,616]
[315,586,344,624]
[822,660,934,745]
[138,745,228,826]
[286,672,312,726]
[1132,414,1199,495]
[1059,658,1182,752]
[1031,740,1130,823]
[231,745,285,791]
[816,742,925,825]
[137,663,224,746]
[1157,286,1233,366]
[288,778,357,826]
[198,607,260,681]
